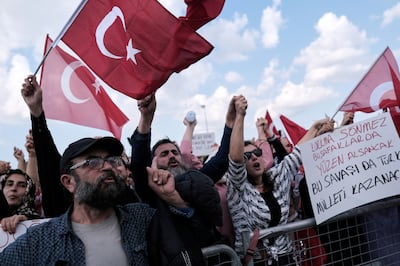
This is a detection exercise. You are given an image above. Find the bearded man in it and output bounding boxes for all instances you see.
[0,136,186,265]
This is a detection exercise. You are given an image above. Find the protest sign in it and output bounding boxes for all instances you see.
[299,112,400,224]
[192,132,215,156]
[0,219,50,252]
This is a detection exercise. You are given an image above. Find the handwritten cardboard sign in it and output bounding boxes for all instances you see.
[192,132,215,156]
[0,219,50,252]
[299,112,400,224]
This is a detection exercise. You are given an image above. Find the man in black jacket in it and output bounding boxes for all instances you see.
[20,75,141,217]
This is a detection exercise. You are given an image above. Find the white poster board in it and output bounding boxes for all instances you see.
[299,112,400,224]
[0,219,50,252]
[192,132,215,156]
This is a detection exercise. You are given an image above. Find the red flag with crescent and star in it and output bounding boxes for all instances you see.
[39,35,129,139]
[61,0,214,100]
[339,47,400,113]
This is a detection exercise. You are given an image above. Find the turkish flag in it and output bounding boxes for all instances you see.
[265,110,280,137]
[179,0,225,30]
[388,63,400,135]
[61,0,213,100]
[339,47,400,113]
[279,114,307,145]
[39,35,129,139]
[388,62,400,105]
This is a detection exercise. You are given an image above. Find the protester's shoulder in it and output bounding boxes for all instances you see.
[174,169,220,208]
[16,217,61,240]
[280,147,301,164]
[176,169,213,184]
[119,203,155,215]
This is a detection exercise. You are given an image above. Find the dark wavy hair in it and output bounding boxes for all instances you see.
[151,138,181,158]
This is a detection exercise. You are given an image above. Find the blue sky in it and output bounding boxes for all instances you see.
[1,0,400,166]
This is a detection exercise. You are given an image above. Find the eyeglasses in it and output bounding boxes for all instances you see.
[69,156,123,171]
[244,148,262,161]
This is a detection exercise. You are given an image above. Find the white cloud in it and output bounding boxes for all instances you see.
[166,61,213,95]
[270,81,337,115]
[381,2,400,26]
[204,13,259,62]
[145,61,214,122]
[0,0,82,125]
[1,54,32,122]
[0,1,80,63]
[259,12,376,121]
[225,71,243,83]
[260,0,284,48]
[293,13,371,84]
[257,59,279,93]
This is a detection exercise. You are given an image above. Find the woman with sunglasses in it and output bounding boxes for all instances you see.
[226,95,333,265]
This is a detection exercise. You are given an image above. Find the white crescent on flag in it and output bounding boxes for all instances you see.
[61,61,89,104]
[369,81,393,111]
[95,6,140,64]
[96,6,125,59]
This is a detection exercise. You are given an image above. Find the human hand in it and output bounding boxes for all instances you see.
[146,157,187,208]
[256,117,273,139]
[21,75,43,117]
[137,92,156,133]
[225,96,237,128]
[340,111,355,126]
[137,92,156,117]
[13,147,25,162]
[183,117,197,127]
[0,215,27,234]
[234,95,247,116]
[313,117,335,136]
[146,156,176,196]
[0,161,11,174]
[256,117,268,130]
[25,130,36,157]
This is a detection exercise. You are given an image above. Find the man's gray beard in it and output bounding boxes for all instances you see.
[167,164,188,177]
[73,172,125,210]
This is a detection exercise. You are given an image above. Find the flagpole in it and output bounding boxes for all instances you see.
[32,0,89,76]
[331,46,390,120]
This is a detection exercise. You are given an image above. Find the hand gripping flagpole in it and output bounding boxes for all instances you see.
[32,0,89,76]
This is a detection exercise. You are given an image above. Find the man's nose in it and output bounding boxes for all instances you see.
[102,159,114,169]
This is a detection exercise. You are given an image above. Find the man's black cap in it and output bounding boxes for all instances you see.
[60,137,124,174]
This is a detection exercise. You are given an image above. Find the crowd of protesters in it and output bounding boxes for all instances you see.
[0,74,399,265]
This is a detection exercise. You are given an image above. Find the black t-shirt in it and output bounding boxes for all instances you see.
[0,191,11,219]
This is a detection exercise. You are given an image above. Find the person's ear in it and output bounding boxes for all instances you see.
[60,174,76,193]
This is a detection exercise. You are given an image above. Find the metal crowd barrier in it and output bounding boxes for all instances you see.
[202,244,241,265]
[241,196,400,266]
[200,197,400,265]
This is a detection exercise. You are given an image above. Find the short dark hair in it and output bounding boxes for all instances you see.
[151,138,181,158]
[244,140,253,146]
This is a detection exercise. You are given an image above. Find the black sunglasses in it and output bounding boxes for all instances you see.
[244,148,262,160]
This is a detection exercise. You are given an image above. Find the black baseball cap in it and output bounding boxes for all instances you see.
[60,137,124,174]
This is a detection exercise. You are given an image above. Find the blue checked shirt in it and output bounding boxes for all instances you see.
[0,203,156,265]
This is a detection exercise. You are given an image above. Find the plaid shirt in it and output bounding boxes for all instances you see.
[0,203,155,265]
